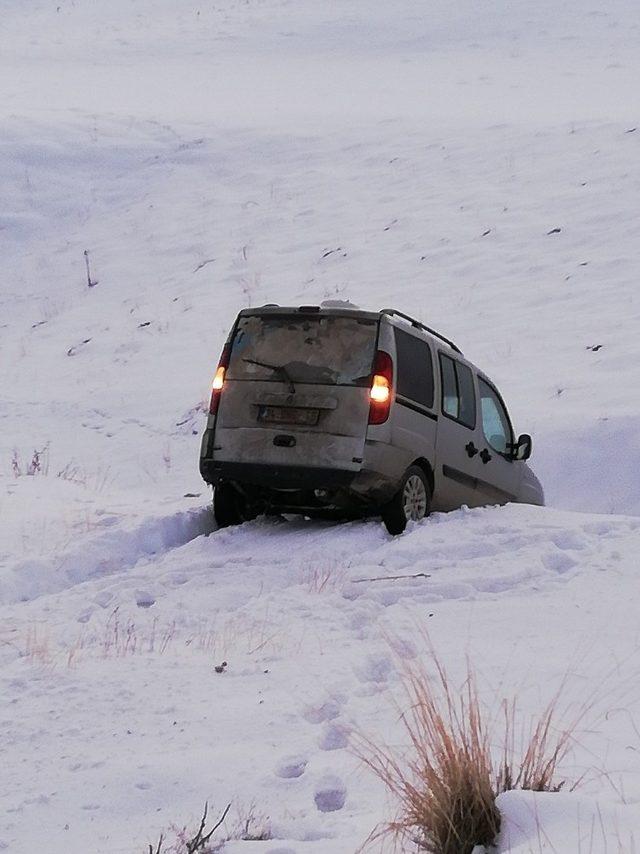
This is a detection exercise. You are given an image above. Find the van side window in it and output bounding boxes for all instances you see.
[394,328,434,408]
[457,363,476,428]
[439,354,476,429]
[478,378,512,454]
[440,355,458,418]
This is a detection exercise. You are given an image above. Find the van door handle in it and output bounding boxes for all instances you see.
[465,441,479,458]
[480,448,492,464]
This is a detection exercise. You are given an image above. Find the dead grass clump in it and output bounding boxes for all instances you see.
[233,801,272,841]
[188,611,281,659]
[11,444,50,477]
[145,800,274,853]
[146,802,232,853]
[497,692,575,794]
[355,655,581,854]
[100,610,176,659]
[10,445,111,491]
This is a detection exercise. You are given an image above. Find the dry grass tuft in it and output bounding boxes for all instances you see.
[304,560,348,594]
[146,801,272,854]
[231,801,272,842]
[497,691,576,795]
[188,611,282,659]
[149,802,231,854]
[18,608,284,672]
[355,654,583,854]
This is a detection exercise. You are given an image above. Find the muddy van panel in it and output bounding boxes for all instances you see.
[227,312,378,387]
[212,311,378,472]
[213,420,368,470]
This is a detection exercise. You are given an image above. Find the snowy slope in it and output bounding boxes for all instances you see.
[3,505,640,853]
[2,1,640,852]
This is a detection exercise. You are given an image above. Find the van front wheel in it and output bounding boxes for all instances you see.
[213,482,255,528]
[382,466,431,535]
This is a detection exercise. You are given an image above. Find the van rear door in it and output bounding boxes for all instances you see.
[213,311,378,473]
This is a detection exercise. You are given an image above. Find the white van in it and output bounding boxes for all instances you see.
[199,303,544,534]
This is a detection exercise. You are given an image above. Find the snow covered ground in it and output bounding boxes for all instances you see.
[2,1,640,851]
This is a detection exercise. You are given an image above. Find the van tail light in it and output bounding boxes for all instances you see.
[209,344,231,416]
[368,350,393,425]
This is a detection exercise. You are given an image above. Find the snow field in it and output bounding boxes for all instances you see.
[3,0,640,850]
[2,505,640,851]
[3,114,640,518]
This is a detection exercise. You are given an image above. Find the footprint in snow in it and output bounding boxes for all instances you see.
[95,515,120,528]
[93,590,113,608]
[314,774,346,813]
[318,723,349,751]
[542,550,578,574]
[135,590,155,608]
[302,697,343,724]
[550,531,588,550]
[582,521,615,536]
[353,652,394,684]
[275,755,308,780]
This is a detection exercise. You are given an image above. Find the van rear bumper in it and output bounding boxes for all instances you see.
[200,459,356,491]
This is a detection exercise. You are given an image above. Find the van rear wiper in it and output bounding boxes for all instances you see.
[242,357,296,393]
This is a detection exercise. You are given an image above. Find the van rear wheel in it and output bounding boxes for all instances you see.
[213,482,256,528]
[382,465,431,535]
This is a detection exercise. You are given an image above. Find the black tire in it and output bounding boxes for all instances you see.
[381,465,431,535]
[213,482,256,528]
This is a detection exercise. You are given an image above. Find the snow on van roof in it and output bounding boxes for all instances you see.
[320,299,361,309]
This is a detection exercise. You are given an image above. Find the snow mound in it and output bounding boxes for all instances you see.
[496,790,640,853]
[536,416,640,516]
[0,501,213,605]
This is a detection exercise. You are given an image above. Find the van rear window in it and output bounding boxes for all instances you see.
[394,328,434,408]
[226,314,378,386]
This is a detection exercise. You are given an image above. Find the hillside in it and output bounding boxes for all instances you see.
[2,1,640,852]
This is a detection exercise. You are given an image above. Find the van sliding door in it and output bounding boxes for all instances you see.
[433,354,486,510]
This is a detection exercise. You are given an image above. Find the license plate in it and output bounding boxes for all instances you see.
[258,405,320,426]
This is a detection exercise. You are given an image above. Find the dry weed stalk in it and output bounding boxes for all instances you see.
[156,802,231,854]
[25,624,53,667]
[355,654,583,854]
[233,801,272,841]
[11,444,50,477]
[497,690,578,794]
[100,610,176,659]
[190,611,281,660]
[304,560,347,594]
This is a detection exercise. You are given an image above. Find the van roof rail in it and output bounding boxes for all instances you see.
[380,308,462,355]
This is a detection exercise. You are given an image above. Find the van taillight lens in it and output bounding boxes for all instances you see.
[369,350,393,425]
[209,344,231,416]
[212,366,225,391]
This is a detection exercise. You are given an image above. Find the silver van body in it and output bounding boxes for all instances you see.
[199,304,543,530]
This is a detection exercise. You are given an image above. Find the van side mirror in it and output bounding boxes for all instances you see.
[509,433,532,461]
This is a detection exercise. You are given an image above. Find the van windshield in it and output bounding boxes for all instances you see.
[226,314,378,386]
